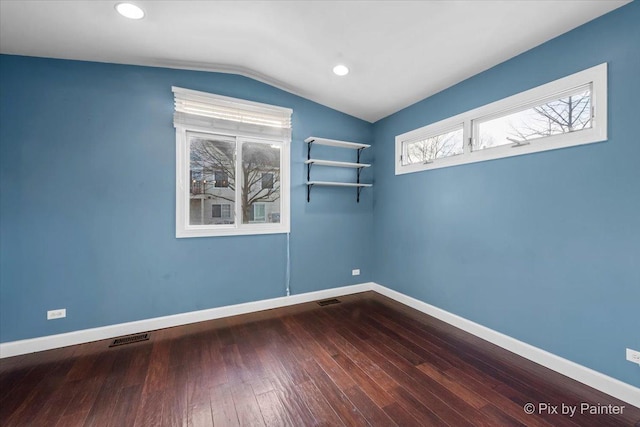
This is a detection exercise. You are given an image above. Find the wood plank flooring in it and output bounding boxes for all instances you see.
[1,291,638,426]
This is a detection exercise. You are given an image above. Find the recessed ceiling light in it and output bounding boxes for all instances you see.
[115,3,145,20]
[333,64,349,76]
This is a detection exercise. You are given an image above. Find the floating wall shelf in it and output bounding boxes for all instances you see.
[304,137,370,150]
[304,136,372,202]
[304,159,371,168]
[307,181,373,187]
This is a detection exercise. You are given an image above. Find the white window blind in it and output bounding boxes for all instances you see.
[172,87,292,140]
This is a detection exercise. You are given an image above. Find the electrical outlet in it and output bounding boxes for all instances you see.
[352,269,360,276]
[47,309,66,320]
[626,348,640,365]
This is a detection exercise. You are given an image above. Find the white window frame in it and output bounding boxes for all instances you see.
[395,63,607,175]
[400,120,465,170]
[174,88,291,238]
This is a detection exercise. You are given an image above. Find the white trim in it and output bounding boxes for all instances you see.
[396,63,608,175]
[0,283,374,359]
[1,282,636,408]
[369,283,640,409]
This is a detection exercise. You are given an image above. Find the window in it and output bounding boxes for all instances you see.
[473,85,592,151]
[250,203,266,223]
[214,171,229,188]
[174,87,291,238]
[261,172,274,189]
[396,63,607,175]
[212,204,231,219]
[401,125,463,165]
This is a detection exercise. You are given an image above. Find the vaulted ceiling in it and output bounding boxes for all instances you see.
[0,1,629,122]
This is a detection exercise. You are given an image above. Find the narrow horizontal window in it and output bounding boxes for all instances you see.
[473,85,592,151]
[402,126,463,165]
[395,63,607,175]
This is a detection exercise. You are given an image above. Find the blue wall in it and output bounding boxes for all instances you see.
[1,1,638,390]
[0,56,373,342]
[372,2,640,387]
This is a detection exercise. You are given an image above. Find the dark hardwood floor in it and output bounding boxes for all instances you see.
[1,291,638,426]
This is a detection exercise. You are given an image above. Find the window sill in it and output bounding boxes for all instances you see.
[176,224,290,238]
[396,127,607,174]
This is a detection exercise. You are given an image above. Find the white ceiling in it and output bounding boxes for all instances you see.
[0,0,629,122]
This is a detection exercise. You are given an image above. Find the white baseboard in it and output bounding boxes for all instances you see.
[0,282,374,359]
[370,283,640,409]
[2,281,637,408]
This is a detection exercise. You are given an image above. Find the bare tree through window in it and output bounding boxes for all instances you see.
[509,89,591,142]
[475,87,592,150]
[189,135,280,225]
[404,127,463,165]
[241,143,280,224]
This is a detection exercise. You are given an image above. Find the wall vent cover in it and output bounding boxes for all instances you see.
[317,298,341,306]
[109,333,150,347]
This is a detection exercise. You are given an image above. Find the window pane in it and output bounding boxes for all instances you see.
[402,127,463,165]
[189,134,235,225]
[214,171,229,187]
[474,87,592,150]
[242,142,280,224]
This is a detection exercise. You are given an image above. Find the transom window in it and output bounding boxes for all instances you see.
[401,125,463,165]
[473,85,592,151]
[396,63,607,174]
[174,87,291,238]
